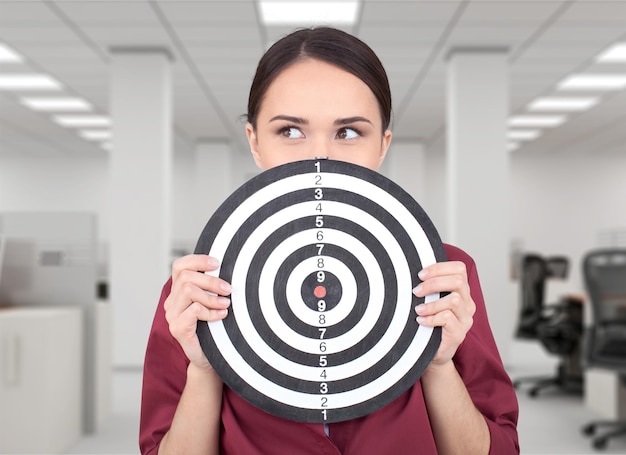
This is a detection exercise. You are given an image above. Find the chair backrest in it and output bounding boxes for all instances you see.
[582,249,626,370]
[583,249,626,326]
[546,256,569,279]
[515,254,548,339]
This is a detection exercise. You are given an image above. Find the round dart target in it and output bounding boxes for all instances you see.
[194,159,447,423]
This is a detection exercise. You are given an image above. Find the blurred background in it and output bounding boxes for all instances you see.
[1,0,626,453]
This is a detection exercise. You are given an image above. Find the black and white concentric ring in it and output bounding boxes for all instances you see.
[195,159,446,423]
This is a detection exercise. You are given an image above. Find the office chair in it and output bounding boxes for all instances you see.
[580,249,626,450]
[515,254,547,340]
[513,254,584,397]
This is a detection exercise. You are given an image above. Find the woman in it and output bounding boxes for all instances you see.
[140,27,519,455]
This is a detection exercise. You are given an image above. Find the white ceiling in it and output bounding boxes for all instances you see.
[0,0,625,159]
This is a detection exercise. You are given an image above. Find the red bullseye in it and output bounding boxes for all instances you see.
[313,285,326,299]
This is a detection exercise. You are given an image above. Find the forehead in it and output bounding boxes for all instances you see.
[259,59,381,121]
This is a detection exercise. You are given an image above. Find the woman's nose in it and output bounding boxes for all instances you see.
[310,139,332,160]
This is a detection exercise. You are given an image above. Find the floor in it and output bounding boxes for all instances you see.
[61,366,626,455]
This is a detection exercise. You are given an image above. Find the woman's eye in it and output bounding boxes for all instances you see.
[279,127,305,139]
[336,127,360,140]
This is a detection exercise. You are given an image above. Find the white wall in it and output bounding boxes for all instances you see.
[0,155,109,234]
[511,151,626,293]
[171,148,259,254]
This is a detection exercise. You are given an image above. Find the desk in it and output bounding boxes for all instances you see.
[0,307,83,454]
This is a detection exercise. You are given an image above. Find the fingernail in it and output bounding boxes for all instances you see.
[208,257,219,267]
[216,309,228,318]
[418,269,428,280]
[416,316,426,325]
[218,297,231,307]
[220,282,232,294]
[415,304,425,315]
[413,284,423,296]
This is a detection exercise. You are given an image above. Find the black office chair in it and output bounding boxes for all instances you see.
[580,249,626,450]
[515,254,547,340]
[513,254,584,397]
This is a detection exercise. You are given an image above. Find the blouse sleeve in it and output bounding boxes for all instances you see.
[445,244,520,454]
[139,278,190,455]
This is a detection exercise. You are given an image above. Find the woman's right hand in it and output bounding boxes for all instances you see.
[164,254,232,370]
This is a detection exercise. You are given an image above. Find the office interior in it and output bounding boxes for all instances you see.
[0,0,625,453]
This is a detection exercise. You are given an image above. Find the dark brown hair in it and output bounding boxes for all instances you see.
[246,27,392,131]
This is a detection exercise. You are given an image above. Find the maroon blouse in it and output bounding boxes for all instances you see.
[140,244,519,454]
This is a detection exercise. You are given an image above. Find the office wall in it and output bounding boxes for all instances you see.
[0,150,256,251]
[0,156,109,238]
[420,145,626,295]
[511,151,626,294]
[171,149,260,254]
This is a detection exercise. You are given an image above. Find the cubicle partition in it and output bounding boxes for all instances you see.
[0,212,111,453]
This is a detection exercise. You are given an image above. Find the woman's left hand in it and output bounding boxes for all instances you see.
[412,261,476,366]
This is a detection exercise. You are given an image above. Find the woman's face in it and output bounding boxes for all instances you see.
[246,58,392,171]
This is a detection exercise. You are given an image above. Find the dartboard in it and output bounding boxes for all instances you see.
[194,159,446,423]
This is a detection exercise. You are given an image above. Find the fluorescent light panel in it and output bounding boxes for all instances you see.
[0,43,23,63]
[79,130,112,140]
[259,1,359,25]
[20,97,92,111]
[53,115,111,127]
[507,129,541,141]
[558,74,626,90]
[0,74,62,90]
[528,97,599,112]
[509,115,567,128]
[597,42,626,63]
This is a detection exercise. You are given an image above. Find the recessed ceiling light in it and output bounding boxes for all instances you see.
[527,97,599,112]
[0,43,23,63]
[79,130,112,140]
[259,1,360,25]
[20,97,93,112]
[0,74,62,90]
[508,115,567,128]
[507,130,541,141]
[597,42,626,63]
[53,115,111,127]
[557,74,626,90]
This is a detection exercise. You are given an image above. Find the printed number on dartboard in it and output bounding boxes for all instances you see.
[314,160,329,421]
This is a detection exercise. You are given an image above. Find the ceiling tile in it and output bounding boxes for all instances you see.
[156,0,259,24]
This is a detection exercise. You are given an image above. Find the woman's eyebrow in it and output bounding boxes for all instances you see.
[269,115,308,124]
[334,116,373,126]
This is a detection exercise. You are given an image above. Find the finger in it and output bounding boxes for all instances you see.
[416,290,475,320]
[169,302,228,345]
[418,260,467,281]
[172,268,232,297]
[165,290,230,322]
[165,279,231,320]
[416,306,472,342]
[167,291,229,332]
[182,301,228,324]
[415,307,460,328]
[415,292,475,329]
[171,254,221,282]
[413,273,467,298]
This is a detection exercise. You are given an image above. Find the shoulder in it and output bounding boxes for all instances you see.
[443,243,476,269]
[443,243,482,296]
